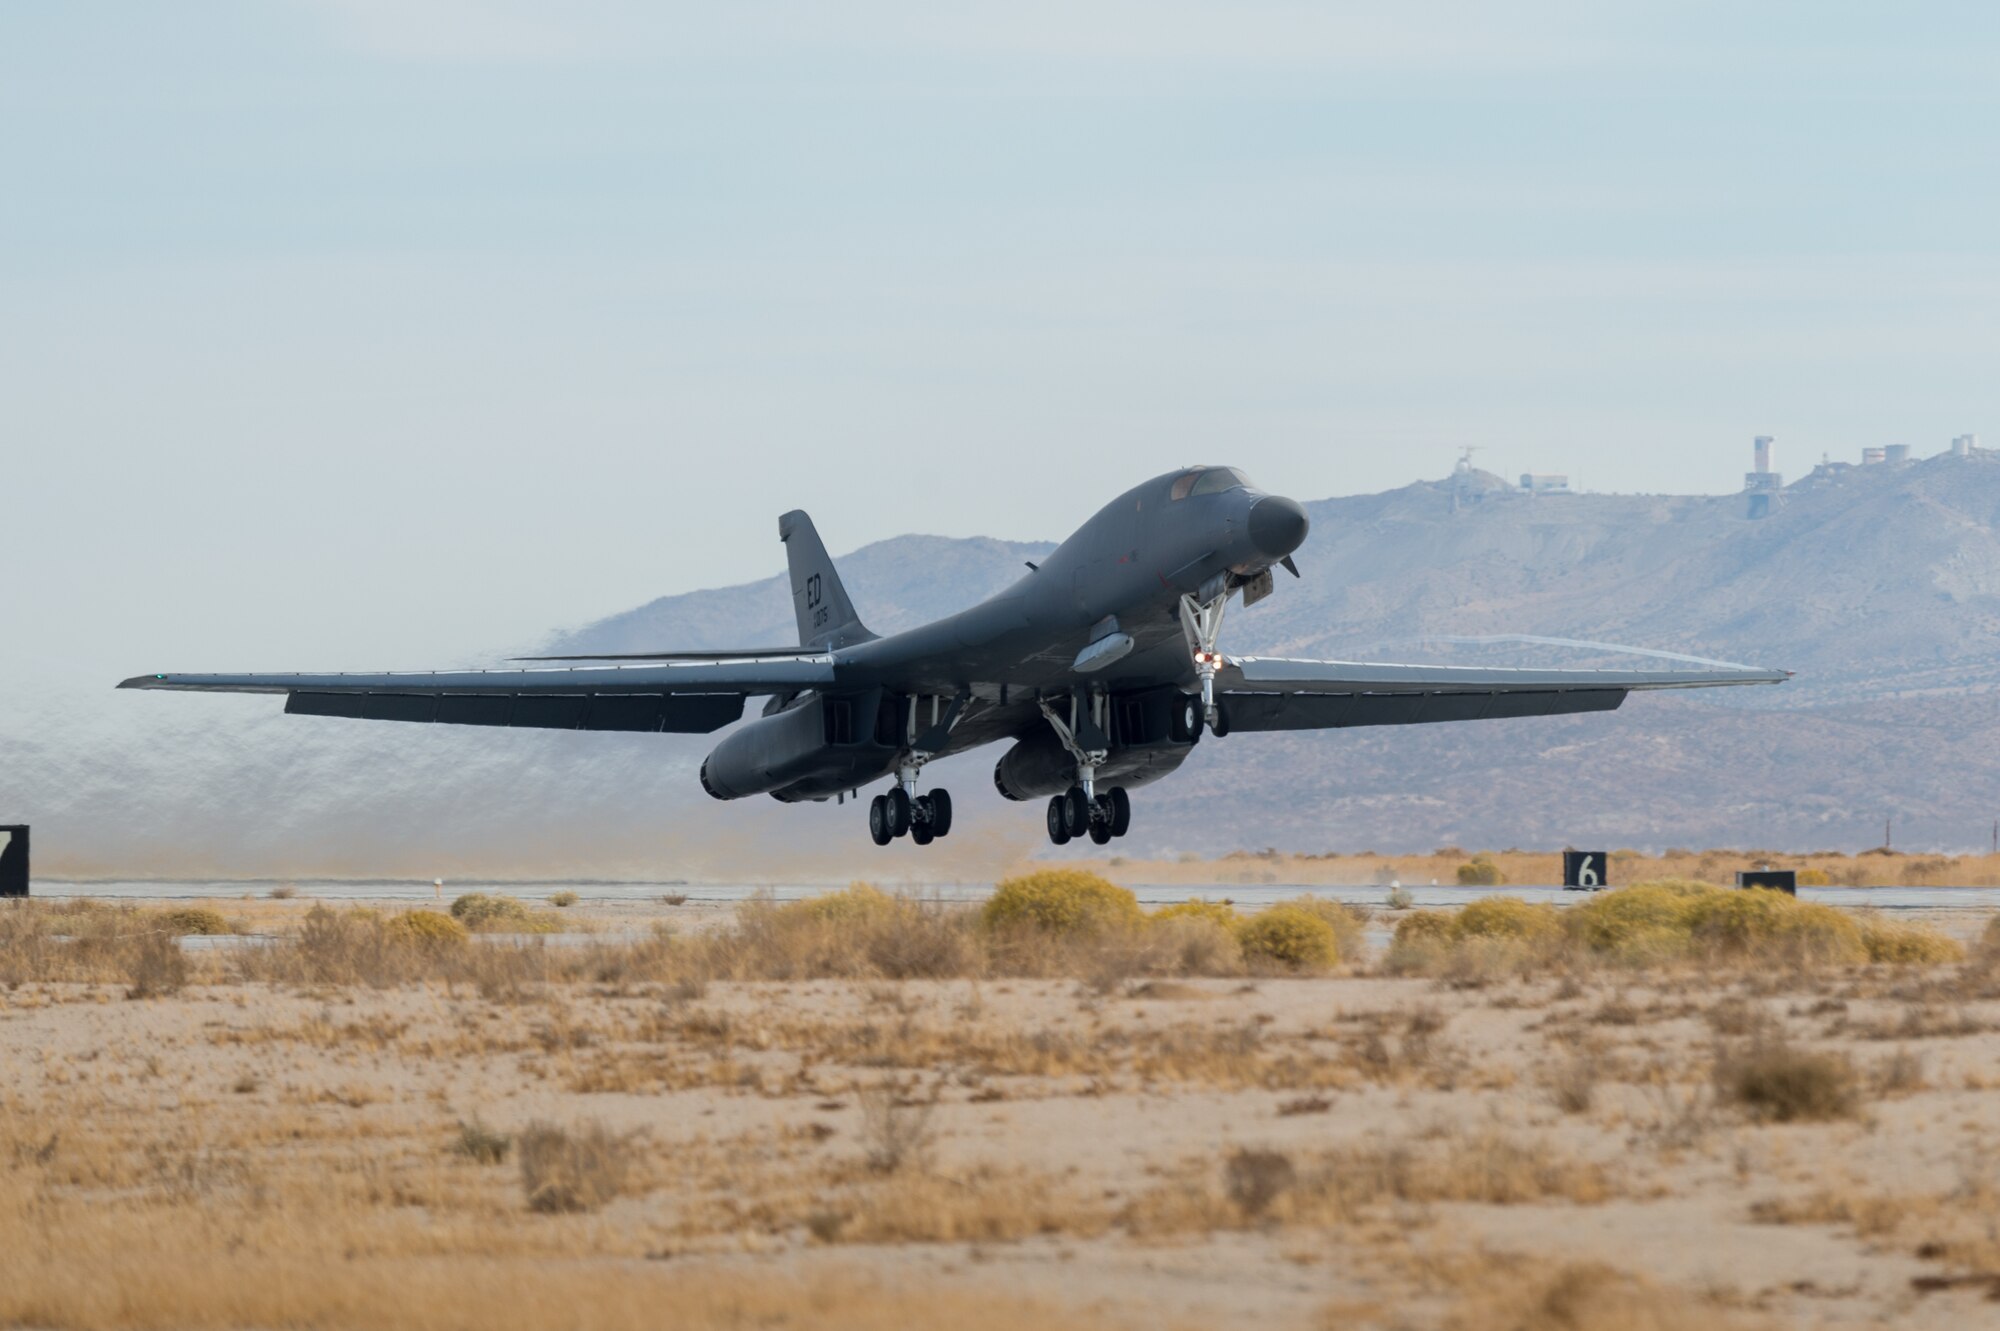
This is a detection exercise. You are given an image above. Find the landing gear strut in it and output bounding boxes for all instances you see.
[1037,689,1139,847]
[1179,589,1231,731]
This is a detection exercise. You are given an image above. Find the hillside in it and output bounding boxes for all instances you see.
[550,454,2000,854]
[15,457,2000,876]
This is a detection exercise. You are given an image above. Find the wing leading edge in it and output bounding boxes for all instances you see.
[1213,655,1787,732]
[116,657,835,735]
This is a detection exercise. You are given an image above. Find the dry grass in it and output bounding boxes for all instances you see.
[1713,1035,1860,1123]
[518,1119,636,1213]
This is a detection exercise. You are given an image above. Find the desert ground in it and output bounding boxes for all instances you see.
[5,878,2000,1330]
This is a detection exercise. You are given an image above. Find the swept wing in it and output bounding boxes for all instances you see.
[117,656,834,734]
[1212,655,1786,731]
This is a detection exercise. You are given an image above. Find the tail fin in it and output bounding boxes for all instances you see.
[779,510,875,651]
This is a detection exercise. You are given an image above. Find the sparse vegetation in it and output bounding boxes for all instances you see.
[518,1119,634,1213]
[1,880,1995,1331]
[1455,854,1506,885]
[1715,1034,1861,1122]
[549,890,579,909]
[454,1118,513,1164]
[154,907,234,936]
[449,893,562,933]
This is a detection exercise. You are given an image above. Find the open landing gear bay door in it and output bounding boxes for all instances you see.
[117,657,838,734]
[1211,655,1788,731]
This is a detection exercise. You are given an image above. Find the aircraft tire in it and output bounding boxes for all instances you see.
[1209,703,1231,738]
[1046,796,1072,844]
[911,821,934,846]
[1088,820,1113,846]
[1063,786,1091,839]
[868,795,893,846]
[928,789,953,838]
[1108,787,1132,838]
[1172,695,1204,742]
[887,787,912,837]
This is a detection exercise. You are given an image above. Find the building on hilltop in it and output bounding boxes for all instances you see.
[1745,435,1783,518]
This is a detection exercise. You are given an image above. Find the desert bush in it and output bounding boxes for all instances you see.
[981,870,1142,937]
[453,1119,512,1164]
[1452,896,1560,943]
[1714,1036,1859,1123]
[1982,915,2000,962]
[1146,915,1243,974]
[125,930,188,999]
[548,891,578,909]
[1860,918,1964,965]
[1796,867,1831,887]
[1684,889,1867,966]
[1153,899,1237,930]
[153,907,233,937]
[518,1120,633,1213]
[1384,910,1455,973]
[727,888,972,980]
[1234,904,1338,972]
[384,910,469,952]
[1276,896,1370,959]
[1224,1148,1297,1219]
[448,893,561,933]
[1455,855,1506,886]
[859,1084,936,1174]
[1385,885,1414,910]
[1564,882,1712,964]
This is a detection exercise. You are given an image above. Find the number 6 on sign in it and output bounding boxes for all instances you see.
[1563,850,1608,891]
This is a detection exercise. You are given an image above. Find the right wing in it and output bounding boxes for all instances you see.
[117,655,835,734]
[1213,654,1787,731]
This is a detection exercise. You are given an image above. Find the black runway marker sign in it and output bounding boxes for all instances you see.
[1562,850,1608,890]
[0,825,26,897]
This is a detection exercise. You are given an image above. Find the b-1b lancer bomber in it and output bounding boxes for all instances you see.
[123,468,1787,846]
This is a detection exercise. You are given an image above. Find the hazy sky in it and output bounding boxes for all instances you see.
[5,2,1997,677]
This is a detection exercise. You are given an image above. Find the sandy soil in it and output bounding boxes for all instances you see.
[5,894,2000,1329]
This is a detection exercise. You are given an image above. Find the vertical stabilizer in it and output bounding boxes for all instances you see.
[779,510,875,651]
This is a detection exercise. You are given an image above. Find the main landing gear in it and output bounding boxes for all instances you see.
[868,786,953,846]
[1045,784,1131,846]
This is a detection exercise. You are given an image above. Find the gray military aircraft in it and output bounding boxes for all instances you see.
[122,467,1786,847]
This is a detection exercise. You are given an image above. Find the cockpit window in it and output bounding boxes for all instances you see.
[1168,471,1201,501]
[1191,467,1254,496]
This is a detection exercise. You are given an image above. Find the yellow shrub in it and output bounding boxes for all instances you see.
[1983,915,2000,960]
[152,907,233,936]
[1795,868,1831,887]
[449,893,561,933]
[1234,904,1338,971]
[549,890,579,908]
[792,883,898,923]
[1564,883,1715,961]
[449,893,528,927]
[1683,889,1866,965]
[1452,897,1559,942]
[1860,920,1964,965]
[1275,896,1370,959]
[1153,899,1238,929]
[1456,856,1506,886]
[384,910,468,951]
[981,870,1142,936]
[1384,910,1454,972]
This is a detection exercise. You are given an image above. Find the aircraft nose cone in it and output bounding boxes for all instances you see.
[1248,495,1309,560]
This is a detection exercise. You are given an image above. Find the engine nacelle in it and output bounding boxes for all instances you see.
[700,690,895,801]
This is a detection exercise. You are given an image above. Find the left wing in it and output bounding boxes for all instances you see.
[117,656,835,734]
[1213,654,1787,731]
